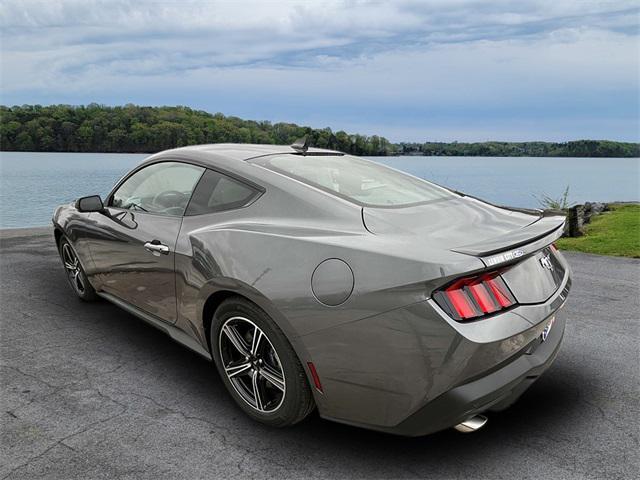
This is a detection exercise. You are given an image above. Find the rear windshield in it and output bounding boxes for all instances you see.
[252,154,453,207]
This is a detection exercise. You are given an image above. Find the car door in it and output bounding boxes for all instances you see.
[87,161,205,323]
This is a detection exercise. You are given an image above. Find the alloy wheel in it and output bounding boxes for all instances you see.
[218,316,286,413]
[61,243,86,295]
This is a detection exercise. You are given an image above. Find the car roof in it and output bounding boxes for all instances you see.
[139,143,349,203]
[162,143,342,162]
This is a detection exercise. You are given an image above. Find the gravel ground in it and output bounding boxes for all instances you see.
[1,227,638,479]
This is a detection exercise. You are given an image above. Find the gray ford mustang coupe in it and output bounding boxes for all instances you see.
[53,141,571,436]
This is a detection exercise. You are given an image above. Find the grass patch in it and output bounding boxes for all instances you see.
[556,204,640,258]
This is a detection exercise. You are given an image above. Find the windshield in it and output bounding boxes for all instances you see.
[252,154,453,207]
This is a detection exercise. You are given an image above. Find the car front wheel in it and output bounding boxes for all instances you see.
[58,237,97,301]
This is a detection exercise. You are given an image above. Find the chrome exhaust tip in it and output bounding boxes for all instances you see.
[454,414,488,433]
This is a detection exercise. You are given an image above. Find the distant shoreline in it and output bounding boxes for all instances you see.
[2,104,639,158]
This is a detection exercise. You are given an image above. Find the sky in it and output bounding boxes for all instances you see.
[1,0,639,142]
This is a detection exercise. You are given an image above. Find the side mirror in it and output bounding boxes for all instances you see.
[76,195,104,213]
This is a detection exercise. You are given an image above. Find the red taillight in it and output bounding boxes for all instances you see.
[435,270,516,321]
[468,280,499,313]
[484,276,514,308]
[446,286,480,318]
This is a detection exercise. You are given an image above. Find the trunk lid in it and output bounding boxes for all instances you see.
[362,196,558,253]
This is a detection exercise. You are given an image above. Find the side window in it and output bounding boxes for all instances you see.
[111,162,204,216]
[185,169,260,215]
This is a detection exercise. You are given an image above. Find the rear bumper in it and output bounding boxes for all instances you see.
[356,314,565,437]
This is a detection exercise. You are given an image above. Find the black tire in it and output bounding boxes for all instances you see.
[210,296,315,427]
[58,237,97,302]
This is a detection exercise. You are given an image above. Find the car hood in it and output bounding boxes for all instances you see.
[362,196,564,257]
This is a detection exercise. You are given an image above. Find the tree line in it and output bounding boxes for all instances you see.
[396,140,640,158]
[0,104,392,156]
[1,104,638,157]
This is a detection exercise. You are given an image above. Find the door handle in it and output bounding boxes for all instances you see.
[144,241,170,256]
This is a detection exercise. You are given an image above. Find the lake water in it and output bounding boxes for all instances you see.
[0,151,638,229]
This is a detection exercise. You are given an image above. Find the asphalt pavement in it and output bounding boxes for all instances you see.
[1,227,638,479]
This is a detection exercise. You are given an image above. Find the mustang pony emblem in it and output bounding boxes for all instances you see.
[540,253,554,271]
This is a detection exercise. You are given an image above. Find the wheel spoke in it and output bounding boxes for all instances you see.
[225,360,252,378]
[251,369,264,411]
[251,327,263,356]
[259,364,285,392]
[75,271,85,292]
[222,324,250,357]
[62,245,76,269]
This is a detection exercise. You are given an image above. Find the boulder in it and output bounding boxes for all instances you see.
[583,202,607,224]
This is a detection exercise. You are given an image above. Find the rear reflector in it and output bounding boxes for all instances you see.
[307,362,323,393]
[434,271,516,321]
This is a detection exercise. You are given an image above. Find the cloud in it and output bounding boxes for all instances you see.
[1,0,638,141]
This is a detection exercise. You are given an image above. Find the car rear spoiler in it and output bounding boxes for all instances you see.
[450,214,566,259]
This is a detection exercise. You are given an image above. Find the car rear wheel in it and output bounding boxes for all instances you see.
[211,296,314,427]
[58,237,97,301]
